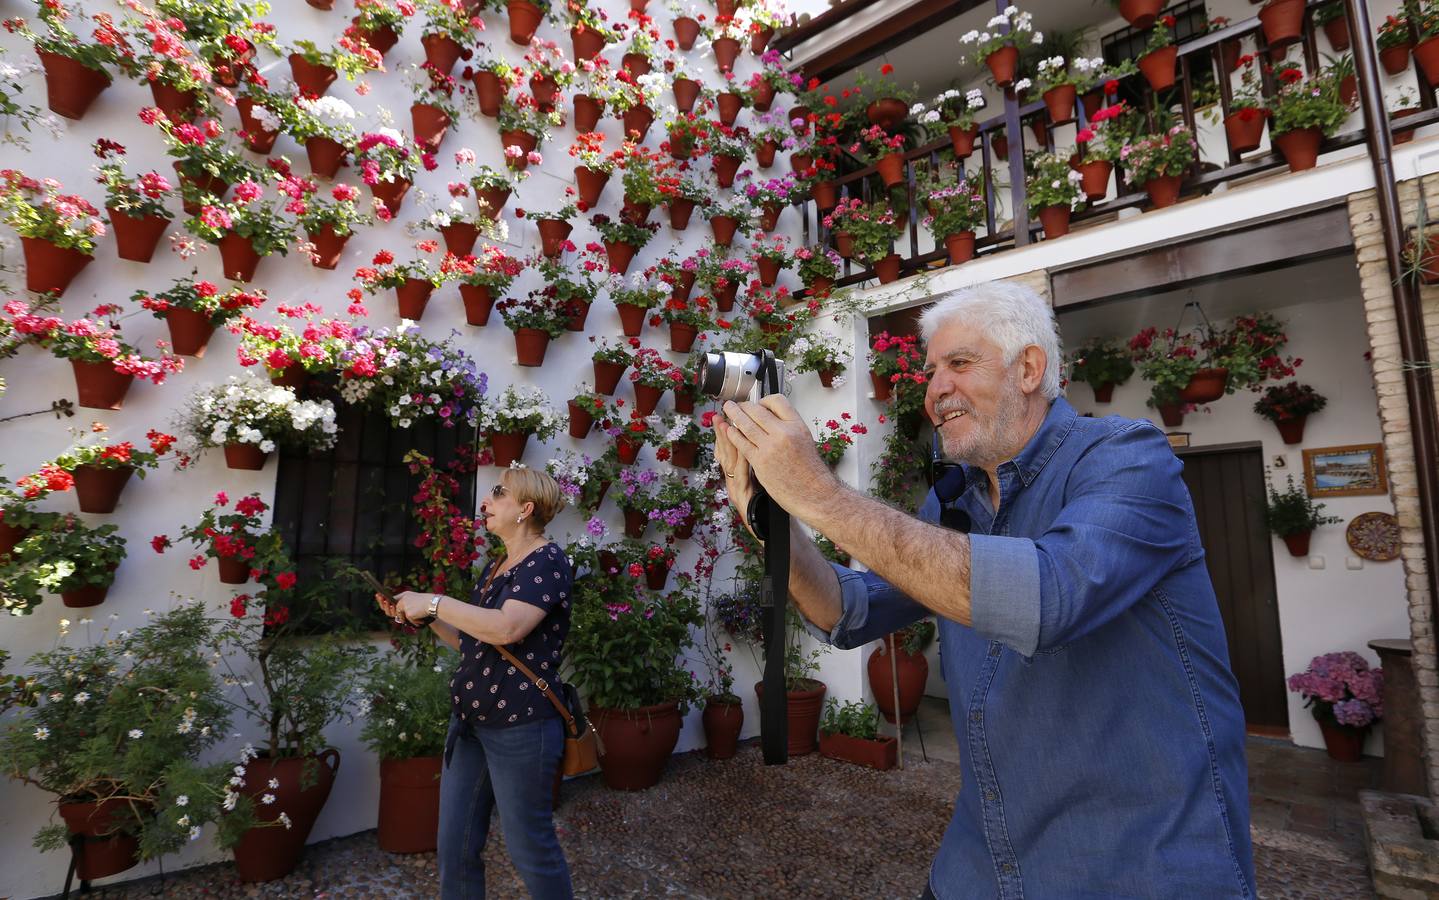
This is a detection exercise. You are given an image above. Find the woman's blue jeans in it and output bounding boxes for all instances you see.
[438,715,573,899]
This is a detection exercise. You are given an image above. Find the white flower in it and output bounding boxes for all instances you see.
[1013,78,1033,93]
[175,794,189,807]
[279,812,293,829]
[268,778,279,789]
[33,727,49,740]
[1032,31,1043,44]
[73,691,90,704]
[188,825,202,841]
[261,793,276,805]
[128,729,144,739]
[223,791,238,811]
[177,814,191,827]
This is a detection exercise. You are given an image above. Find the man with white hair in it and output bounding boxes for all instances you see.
[715,281,1255,899]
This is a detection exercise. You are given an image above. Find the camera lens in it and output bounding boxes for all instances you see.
[696,352,729,397]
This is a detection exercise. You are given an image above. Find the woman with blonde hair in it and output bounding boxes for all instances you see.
[381,465,574,899]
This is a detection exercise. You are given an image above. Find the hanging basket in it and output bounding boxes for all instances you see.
[1178,367,1229,404]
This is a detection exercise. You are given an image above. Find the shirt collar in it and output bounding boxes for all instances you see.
[961,397,1079,490]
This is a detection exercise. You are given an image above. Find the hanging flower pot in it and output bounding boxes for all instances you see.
[410,103,452,153]
[218,232,263,282]
[536,219,572,258]
[568,400,595,439]
[752,26,775,54]
[622,104,654,139]
[672,77,700,114]
[789,152,814,176]
[617,304,647,337]
[604,239,638,274]
[1416,35,1439,85]
[1275,415,1307,445]
[868,634,928,724]
[395,278,434,320]
[673,392,695,415]
[755,139,777,169]
[590,701,683,790]
[1258,0,1306,49]
[992,133,1009,161]
[173,164,229,215]
[713,280,738,312]
[305,136,347,179]
[107,207,170,263]
[713,37,741,72]
[488,431,530,466]
[474,70,503,116]
[377,756,442,854]
[574,94,603,132]
[439,221,480,257]
[1281,531,1312,557]
[571,25,607,61]
[758,203,783,233]
[236,98,280,154]
[476,187,510,220]
[231,750,341,883]
[669,321,698,353]
[1118,0,1164,28]
[594,359,626,394]
[1179,367,1229,403]
[710,215,738,247]
[575,167,610,207]
[61,574,114,608]
[754,679,826,756]
[270,361,307,389]
[70,360,133,411]
[644,560,669,590]
[669,440,698,469]
[944,231,976,266]
[616,435,642,465]
[674,16,700,49]
[0,520,30,557]
[513,328,550,366]
[421,33,463,74]
[789,104,812,135]
[354,21,399,56]
[872,254,902,284]
[530,73,559,110]
[224,442,269,470]
[634,383,663,416]
[506,0,543,44]
[73,464,133,514]
[1322,16,1350,52]
[667,198,695,231]
[56,798,144,880]
[876,152,906,189]
[1157,403,1184,427]
[289,54,338,96]
[1273,127,1323,172]
[165,307,216,357]
[1339,74,1357,108]
[1077,159,1112,201]
[864,97,907,130]
[808,277,834,298]
[702,700,743,759]
[833,231,854,258]
[21,237,91,296]
[36,50,111,119]
[217,553,251,584]
[1224,110,1267,154]
[307,225,349,270]
[1037,205,1071,239]
[756,257,782,287]
[1138,46,1177,91]
[622,52,651,79]
[1144,175,1183,209]
[984,45,1020,87]
[623,507,648,539]
[718,91,743,125]
[752,79,775,112]
[150,80,199,120]
[1092,382,1116,403]
[1042,84,1076,124]
[712,154,742,189]
[458,284,494,325]
[363,179,410,219]
[812,180,839,212]
[1396,108,1425,145]
[564,299,591,331]
[949,125,978,159]
[1381,42,1414,77]
[621,197,651,226]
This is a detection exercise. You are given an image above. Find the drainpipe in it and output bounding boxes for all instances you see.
[1348,0,1439,785]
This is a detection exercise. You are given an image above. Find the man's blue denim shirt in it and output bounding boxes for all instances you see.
[814,398,1255,899]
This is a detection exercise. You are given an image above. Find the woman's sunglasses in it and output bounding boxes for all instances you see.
[490,483,507,498]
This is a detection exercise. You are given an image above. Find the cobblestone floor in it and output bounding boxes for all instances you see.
[48,722,1384,899]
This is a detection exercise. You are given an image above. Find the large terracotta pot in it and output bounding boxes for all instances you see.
[1282,531,1313,558]
[674,16,700,50]
[1118,0,1163,28]
[21,237,92,296]
[72,464,133,514]
[1274,127,1322,172]
[590,701,684,790]
[945,231,976,266]
[1077,159,1112,200]
[476,187,509,220]
[307,225,349,270]
[575,166,610,207]
[1224,110,1267,154]
[36,50,111,119]
[440,221,480,257]
[289,54,337,97]
[377,756,442,854]
[218,233,263,282]
[1179,367,1228,403]
[231,750,341,882]
[488,431,530,467]
[396,278,434,320]
[605,239,638,274]
[371,177,412,215]
[474,70,503,116]
[459,284,494,326]
[108,208,170,263]
[634,383,663,416]
[1138,46,1177,91]
[514,328,550,366]
[571,25,608,61]
[1259,0,1306,49]
[1144,175,1183,209]
[411,102,451,152]
[1037,205,1071,239]
[1275,415,1307,445]
[1042,84,1076,124]
[57,798,145,880]
[224,442,269,470]
[506,0,543,45]
[702,701,743,759]
[754,679,826,756]
[868,634,928,725]
[422,33,463,74]
[1319,719,1365,762]
[71,359,133,410]
[594,359,626,394]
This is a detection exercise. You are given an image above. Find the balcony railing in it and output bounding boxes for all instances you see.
[793,0,1439,291]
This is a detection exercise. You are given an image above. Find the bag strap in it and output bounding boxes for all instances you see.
[477,555,580,736]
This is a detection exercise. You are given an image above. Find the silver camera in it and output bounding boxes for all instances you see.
[695,350,786,404]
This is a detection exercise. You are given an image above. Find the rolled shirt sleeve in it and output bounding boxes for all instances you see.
[801,562,929,650]
[968,534,1042,657]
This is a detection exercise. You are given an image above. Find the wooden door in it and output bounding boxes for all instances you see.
[1177,443,1290,734]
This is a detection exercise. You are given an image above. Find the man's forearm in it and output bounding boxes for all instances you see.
[785,519,843,633]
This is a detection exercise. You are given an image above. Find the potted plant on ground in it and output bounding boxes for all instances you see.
[1026,151,1086,238]
[1120,122,1197,209]
[1264,474,1340,558]
[867,620,934,725]
[818,700,898,770]
[1266,65,1350,173]
[137,275,265,357]
[0,171,104,295]
[93,141,175,263]
[186,180,295,283]
[47,425,180,514]
[788,331,850,387]
[476,385,564,466]
[1,604,233,880]
[753,601,829,756]
[1254,382,1326,445]
[17,301,184,409]
[958,5,1039,87]
[2,515,126,611]
[919,168,986,265]
[1067,338,1136,403]
[171,375,339,471]
[1288,651,1384,762]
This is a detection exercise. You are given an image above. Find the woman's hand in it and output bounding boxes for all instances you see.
[374,592,405,624]
[394,591,436,623]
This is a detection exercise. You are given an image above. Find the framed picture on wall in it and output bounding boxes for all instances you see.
[1301,443,1389,497]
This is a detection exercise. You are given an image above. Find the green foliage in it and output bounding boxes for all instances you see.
[2,515,125,615]
[1024,151,1085,213]
[1253,383,1327,424]
[1067,338,1135,389]
[1268,67,1350,138]
[897,619,937,655]
[820,699,880,739]
[358,645,459,760]
[1264,474,1341,537]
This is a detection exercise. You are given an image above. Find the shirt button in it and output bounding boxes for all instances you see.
[984,791,995,802]
[1002,863,1014,873]
[970,710,982,723]
[988,644,1000,658]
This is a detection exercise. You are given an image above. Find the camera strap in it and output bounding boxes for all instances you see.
[755,351,790,765]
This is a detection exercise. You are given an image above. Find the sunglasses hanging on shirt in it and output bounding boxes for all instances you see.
[931,432,971,534]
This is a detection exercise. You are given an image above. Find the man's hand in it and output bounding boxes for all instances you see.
[717,394,835,522]
[714,411,760,539]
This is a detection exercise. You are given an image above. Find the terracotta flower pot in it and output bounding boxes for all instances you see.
[564,298,591,332]
[985,46,1019,87]
[1076,159,1112,201]
[623,507,648,539]
[1275,415,1307,445]
[718,92,743,125]
[71,359,133,410]
[1381,42,1414,77]
[1138,46,1177,91]
[634,383,663,416]
[1092,382,1116,403]
[868,634,928,724]
[674,392,695,414]
[865,97,908,130]
[439,221,480,257]
[231,750,340,882]
[395,278,434,320]
[1225,110,1267,154]
[834,231,854,258]
[571,26,608,61]
[759,203,782,232]
[371,177,412,215]
[224,442,269,470]
[1259,0,1306,49]
[622,52,651,78]
[876,152,906,188]
[1042,84,1076,124]
[568,400,594,439]
[236,98,280,154]
[1037,205,1071,239]
[789,104,812,135]
[174,164,228,215]
[819,732,898,770]
[536,219,572,258]
[754,679,826,756]
[62,579,112,608]
[645,559,669,590]
[573,94,603,132]
[1281,531,1312,558]
[0,520,30,557]
[289,54,338,97]
[714,281,738,311]
[165,307,216,357]
[756,256,782,287]
[269,362,307,389]
[668,198,695,231]
[506,0,543,45]
[621,104,654,140]
[755,138,777,169]
[1144,174,1183,209]
[353,22,398,56]
[710,215,738,247]
[476,187,510,220]
[752,79,775,112]
[604,239,638,274]
[1118,0,1163,28]
[488,432,530,467]
[474,70,503,117]
[1319,719,1365,762]
[949,125,978,159]
[870,369,892,401]
[872,254,901,284]
[713,37,741,73]
[513,328,550,366]
[751,26,775,54]
[594,359,626,394]
[501,130,540,172]
[1394,108,1424,145]
[702,701,743,759]
[575,166,610,207]
[1416,36,1439,86]
[150,80,198,120]
[459,284,494,326]
[1180,367,1229,403]
[808,277,834,298]
[217,553,251,584]
[421,33,463,74]
[72,464,133,513]
[590,702,683,790]
[530,73,559,110]
[57,798,143,880]
[307,225,349,270]
[1323,16,1350,52]
[669,321,699,353]
[713,154,741,188]
[944,231,976,266]
[218,232,263,282]
[617,304,647,337]
[671,77,701,114]
[36,50,111,119]
[812,180,839,211]
[107,207,170,263]
[992,133,1009,161]
[789,152,814,175]
[674,16,700,50]
[621,198,651,225]
[1158,403,1184,427]
[1273,127,1323,172]
[669,440,697,469]
[377,756,441,854]
[411,102,452,152]
[21,237,91,296]
[305,136,347,179]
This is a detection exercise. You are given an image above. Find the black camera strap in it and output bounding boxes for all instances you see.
[753,351,790,765]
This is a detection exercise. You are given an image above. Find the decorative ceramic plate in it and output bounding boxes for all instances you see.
[1346,512,1401,562]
